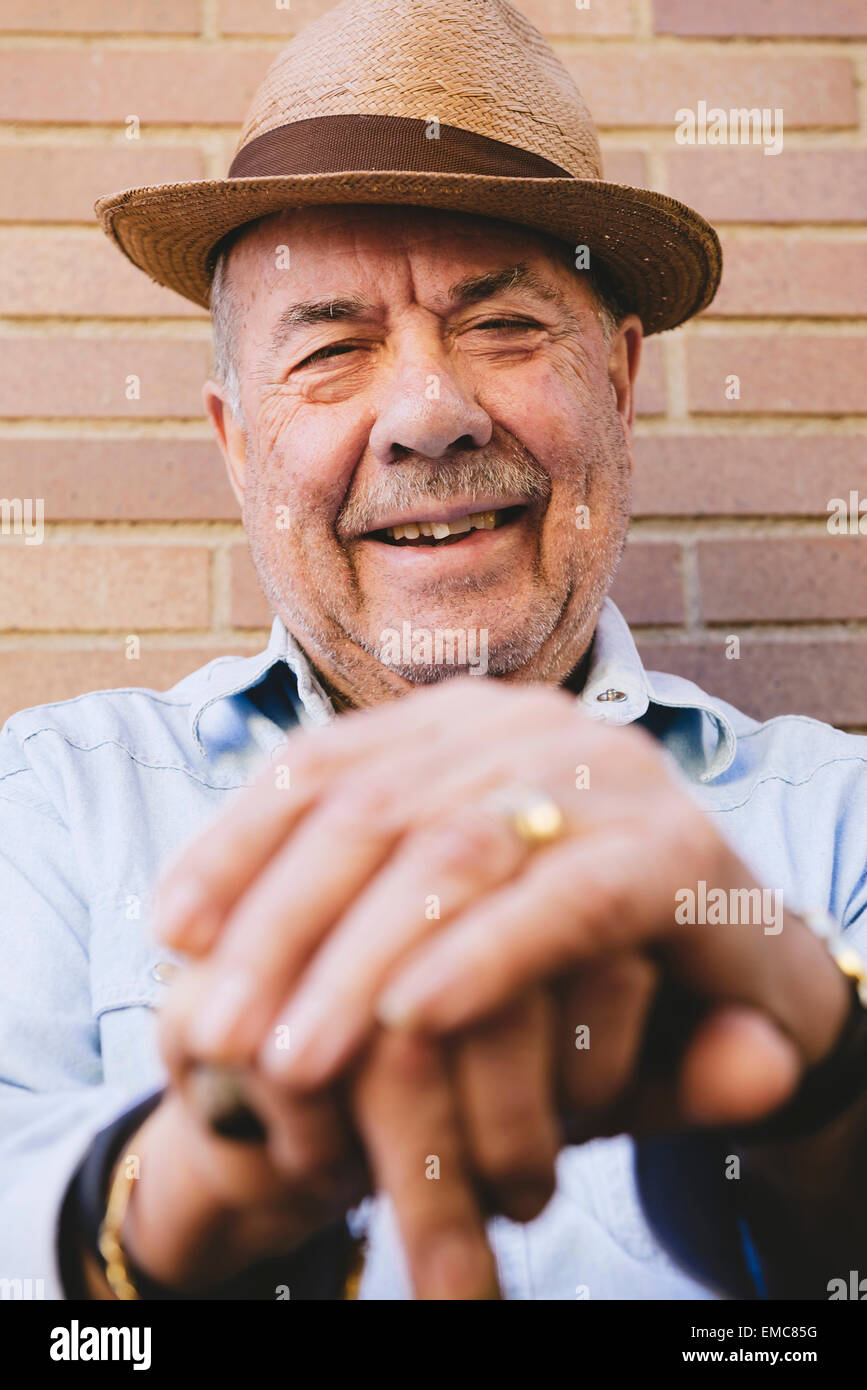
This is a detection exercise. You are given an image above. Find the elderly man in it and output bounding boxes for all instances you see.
[3,0,867,1304]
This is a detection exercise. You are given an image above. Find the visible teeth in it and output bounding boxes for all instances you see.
[384,508,507,541]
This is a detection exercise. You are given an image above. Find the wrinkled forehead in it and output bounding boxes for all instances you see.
[219,204,578,305]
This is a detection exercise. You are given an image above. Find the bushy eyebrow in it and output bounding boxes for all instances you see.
[267,262,574,356]
[440,263,573,316]
[268,296,373,355]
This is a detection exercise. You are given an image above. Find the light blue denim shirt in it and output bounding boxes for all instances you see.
[2,596,867,1301]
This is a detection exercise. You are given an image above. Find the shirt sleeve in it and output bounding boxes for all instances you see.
[0,723,155,1299]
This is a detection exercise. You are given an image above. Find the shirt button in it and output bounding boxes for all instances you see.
[596,689,627,703]
[152,961,180,984]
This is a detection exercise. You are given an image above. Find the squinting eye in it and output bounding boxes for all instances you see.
[297,343,362,368]
[476,318,538,332]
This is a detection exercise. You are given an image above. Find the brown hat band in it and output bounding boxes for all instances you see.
[228,113,574,181]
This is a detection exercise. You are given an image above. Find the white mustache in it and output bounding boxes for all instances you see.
[337,447,550,539]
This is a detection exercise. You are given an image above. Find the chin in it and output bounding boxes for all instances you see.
[372,630,550,684]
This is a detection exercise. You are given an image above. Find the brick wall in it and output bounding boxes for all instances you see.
[1,0,865,728]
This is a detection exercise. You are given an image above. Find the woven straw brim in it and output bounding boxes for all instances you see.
[96,171,721,336]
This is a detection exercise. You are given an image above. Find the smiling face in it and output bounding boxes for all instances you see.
[204,204,642,706]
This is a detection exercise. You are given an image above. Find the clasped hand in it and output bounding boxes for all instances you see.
[154,678,848,1299]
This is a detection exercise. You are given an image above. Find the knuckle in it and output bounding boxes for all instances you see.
[374,1029,441,1089]
[416,813,514,882]
[320,774,395,831]
[570,862,637,948]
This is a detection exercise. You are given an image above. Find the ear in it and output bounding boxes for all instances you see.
[607,314,643,434]
[202,379,247,509]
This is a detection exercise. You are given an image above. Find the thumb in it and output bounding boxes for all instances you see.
[678,1005,802,1128]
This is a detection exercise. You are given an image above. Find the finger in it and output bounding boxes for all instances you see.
[181,738,548,1064]
[158,963,365,1212]
[377,831,657,1032]
[554,953,659,1143]
[153,676,516,954]
[179,786,405,1061]
[160,694,611,1063]
[153,739,327,953]
[453,989,560,1223]
[352,1028,500,1300]
[260,804,528,1089]
[677,1005,801,1128]
[375,825,817,1044]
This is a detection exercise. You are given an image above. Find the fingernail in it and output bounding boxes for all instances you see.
[377,966,444,1028]
[375,987,416,1029]
[189,973,253,1053]
[261,997,331,1081]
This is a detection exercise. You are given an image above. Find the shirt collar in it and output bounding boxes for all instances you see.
[189,618,335,756]
[189,597,737,783]
[577,598,737,783]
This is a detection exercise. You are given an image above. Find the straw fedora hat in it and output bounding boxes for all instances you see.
[95,0,721,335]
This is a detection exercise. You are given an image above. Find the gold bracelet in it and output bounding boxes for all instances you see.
[343,1237,366,1299]
[97,1154,141,1300]
[97,1134,365,1301]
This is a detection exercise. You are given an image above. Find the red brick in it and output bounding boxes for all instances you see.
[636,637,867,727]
[564,52,856,128]
[230,545,271,628]
[0,440,238,521]
[697,538,867,621]
[0,232,204,317]
[654,0,867,38]
[0,145,206,224]
[0,48,277,124]
[686,337,867,415]
[609,540,684,625]
[632,436,867,517]
[0,0,200,32]
[665,150,867,224]
[0,338,212,418]
[0,546,210,630]
[710,239,867,318]
[218,0,633,35]
[0,644,260,727]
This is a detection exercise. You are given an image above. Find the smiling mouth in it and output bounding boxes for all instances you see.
[366,505,526,547]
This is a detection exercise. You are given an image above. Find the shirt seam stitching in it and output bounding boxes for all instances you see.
[713,754,867,812]
[16,729,248,789]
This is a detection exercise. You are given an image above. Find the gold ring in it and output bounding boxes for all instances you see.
[487,785,566,850]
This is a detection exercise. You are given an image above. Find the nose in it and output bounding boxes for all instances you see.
[368,345,493,464]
